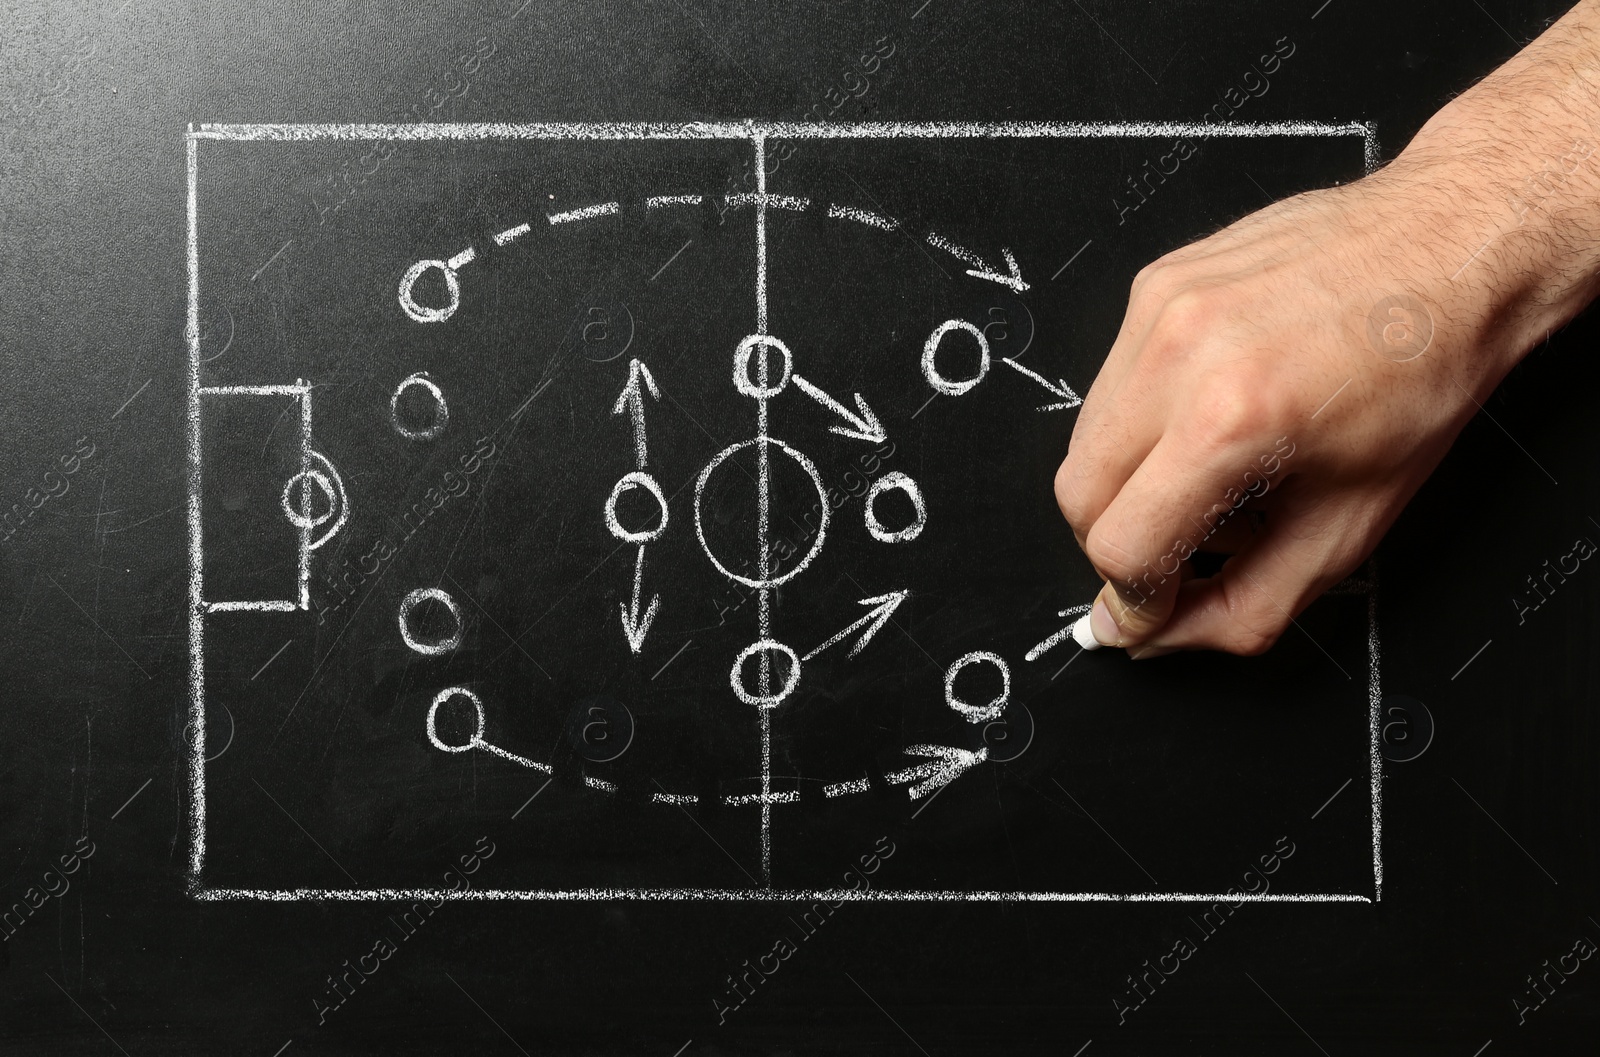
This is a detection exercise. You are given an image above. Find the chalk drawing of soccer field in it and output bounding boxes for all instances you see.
[186,120,1384,903]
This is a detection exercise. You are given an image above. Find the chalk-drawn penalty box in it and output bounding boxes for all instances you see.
[185,120,1383,904]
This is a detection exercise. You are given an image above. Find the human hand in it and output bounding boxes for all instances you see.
[1054,116,1600,656]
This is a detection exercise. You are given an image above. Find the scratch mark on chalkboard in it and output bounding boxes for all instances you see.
[844,972,933,1057]
[1051,238,1093,280]
[510,777,553,819]
[1309,777,1352,820]
[1069,1,1160,85]
[44,973,131,1057]
[1244,973,1332,1057]
[444,572,552,679]
[249,240,293,282]
[1050,778,1160,886]
[445,973,532,1057]
[45,573,149,678]
[109,377,151,420]
[100,503,177,536]
[109,777,152,820]
[1449,776,1560,885]
[269,1041,292,1057]
[650,238,693,281]
[653,779,760,885]
[250,639,293,681]
[253,779,359,885]
[651,639,693,679]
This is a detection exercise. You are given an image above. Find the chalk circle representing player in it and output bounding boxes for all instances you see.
[279,450,349,551]
[922,318,991,396]
[605,470,669,543]
[398,258,461,324]
[398,587,464,656]
[390,372,449,440]
[733,333,793,398]
[945,651,1010,723]
[425,686,549,771]
[730,638,802,708]
[695,437,829,588]
[864,471,927,543]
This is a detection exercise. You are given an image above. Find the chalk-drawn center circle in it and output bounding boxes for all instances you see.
[694,437,829,589]
[733,334,793,398]
[390,372,449,440]
[280,469,337,530]
[398,587,464,656]
[730,639,801,709]
[426,686,485,752]
[604,471,669,543]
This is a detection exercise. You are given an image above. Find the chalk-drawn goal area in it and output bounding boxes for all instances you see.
[187,122,1381,901]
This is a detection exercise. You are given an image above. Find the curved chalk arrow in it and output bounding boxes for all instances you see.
[803,590,908,661]
[620,544,661,653]
[790,373,887,444]
[889,743,988,799]
[611,358,661,469]
[1001,357,1082,412]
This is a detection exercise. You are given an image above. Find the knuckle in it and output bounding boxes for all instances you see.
[1129,262,1179,310]
[1229,623,1282,657]
[1156,286,1221,337]
[1053,458,1093,530]
[1188,373,1279,448]
[1082,522,1149,586]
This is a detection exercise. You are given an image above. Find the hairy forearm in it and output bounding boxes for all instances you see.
[1380,0,1600,370]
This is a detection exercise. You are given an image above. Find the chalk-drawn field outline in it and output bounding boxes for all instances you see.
[186,119,1383,903]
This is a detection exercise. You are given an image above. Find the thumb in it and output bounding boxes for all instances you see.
[1088,568,1181,649]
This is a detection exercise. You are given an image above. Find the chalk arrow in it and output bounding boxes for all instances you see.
[1025,603,1094,662]
[790,373,888,445]
[611,359,661,468]
[803,590,909,662]
[619,544,661,654]
[888,743,987,799]
[1001,357,1082,412]
[926,232,1031,293]
[967,246,1030,293]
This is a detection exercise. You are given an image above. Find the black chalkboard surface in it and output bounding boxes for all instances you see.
[3,2,1597,1054]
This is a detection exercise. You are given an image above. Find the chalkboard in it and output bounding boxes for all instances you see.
[3,1,1597,1054]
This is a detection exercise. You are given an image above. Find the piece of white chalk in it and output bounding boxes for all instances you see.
[1072,612,1102,650]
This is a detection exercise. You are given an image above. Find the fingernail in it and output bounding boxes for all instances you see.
[1128,645,1176,661]
[1089,597,1120,647]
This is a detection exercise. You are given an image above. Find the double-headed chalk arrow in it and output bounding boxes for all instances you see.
[803,590,908,661]
[614,359,663,653]
[1001,357,1082,412]
[611,358,661,467]
[790,373,887,445]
